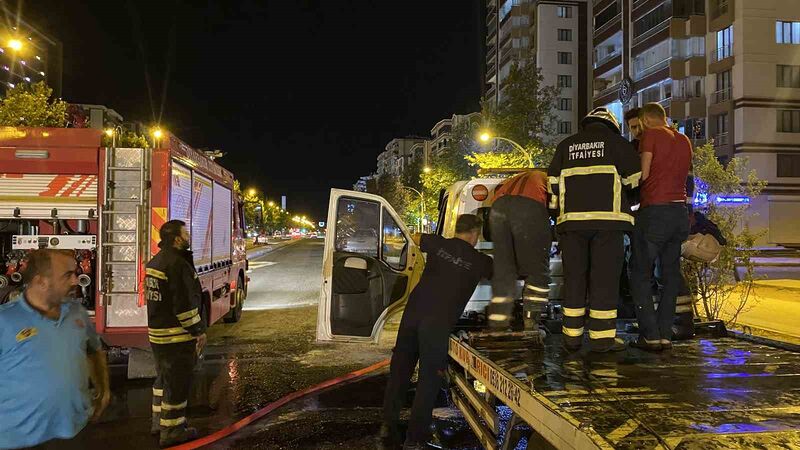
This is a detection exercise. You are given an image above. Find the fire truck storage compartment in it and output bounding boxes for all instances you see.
[169,160,232,272]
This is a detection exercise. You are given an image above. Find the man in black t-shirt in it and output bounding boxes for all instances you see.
[381,214,492,450]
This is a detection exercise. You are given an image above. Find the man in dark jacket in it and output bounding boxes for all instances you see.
[145,220,206,447]
[548,107,641,352]
[381,214,492,450]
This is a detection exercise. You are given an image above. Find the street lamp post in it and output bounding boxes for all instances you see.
[479,131,533,167]
[401,186,425,233]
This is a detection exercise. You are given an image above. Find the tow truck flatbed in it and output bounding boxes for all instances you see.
[448,332,800,449]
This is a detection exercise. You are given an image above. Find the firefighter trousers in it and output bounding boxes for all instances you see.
[151,341,196,439]
[560,230,623,351]
[488,195,551,329]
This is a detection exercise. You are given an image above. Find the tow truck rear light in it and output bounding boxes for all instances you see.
[471,184,489,201]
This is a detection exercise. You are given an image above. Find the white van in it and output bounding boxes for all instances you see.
[316,176,563,343]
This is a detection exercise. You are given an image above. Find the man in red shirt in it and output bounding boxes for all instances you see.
[630,103,691,351]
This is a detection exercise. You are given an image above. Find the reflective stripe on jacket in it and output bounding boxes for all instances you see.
[145,246,206,345]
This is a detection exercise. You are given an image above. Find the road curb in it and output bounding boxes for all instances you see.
[246,239,302,259]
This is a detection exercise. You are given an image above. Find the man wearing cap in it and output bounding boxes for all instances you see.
[547,107,642,352]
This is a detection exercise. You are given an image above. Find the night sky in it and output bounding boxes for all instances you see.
[30,0,483,220]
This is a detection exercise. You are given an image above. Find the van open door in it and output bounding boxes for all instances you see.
[317,189,423,343]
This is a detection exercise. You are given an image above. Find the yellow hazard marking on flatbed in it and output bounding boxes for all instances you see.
[606,419,639,444]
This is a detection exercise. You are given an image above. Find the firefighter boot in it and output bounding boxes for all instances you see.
[522,299,547,332]
[160,426,198,448]
[488,296,514,330]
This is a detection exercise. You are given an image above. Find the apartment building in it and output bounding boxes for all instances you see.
[485,0,591,140]
[376,137,427,177]
[592,0,800,245]
[430,112,482,157]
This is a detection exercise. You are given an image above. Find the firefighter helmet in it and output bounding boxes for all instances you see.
[581,107,621,134]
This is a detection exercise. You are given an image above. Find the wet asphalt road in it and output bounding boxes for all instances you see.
[244,238,324,310]
[78,238,402,449]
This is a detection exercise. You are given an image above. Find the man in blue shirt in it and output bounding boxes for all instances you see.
[0,249,110,449]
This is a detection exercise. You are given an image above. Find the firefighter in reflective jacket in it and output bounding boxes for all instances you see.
[488,169,552,332]
[547,107,641,352]
[145,219,206,447]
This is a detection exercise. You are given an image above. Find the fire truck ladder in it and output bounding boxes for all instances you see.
[99,146,151,328]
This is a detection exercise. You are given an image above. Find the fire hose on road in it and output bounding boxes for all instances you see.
[166,358,391,450]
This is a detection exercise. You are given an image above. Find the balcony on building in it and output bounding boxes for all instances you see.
[669,36,706,79]
[594,1,621,38]
[671,76,706,118]
[593,66,623,99]
[633,39,671,81]
[594,31,622,71]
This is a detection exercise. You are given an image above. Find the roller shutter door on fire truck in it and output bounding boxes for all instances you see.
[191,173,213,268]
[212,183,231,263]
[0,174,98,219]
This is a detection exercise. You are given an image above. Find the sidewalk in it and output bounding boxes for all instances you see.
[716,279,800,345]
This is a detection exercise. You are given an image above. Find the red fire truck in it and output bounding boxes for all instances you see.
[0,127,248,363]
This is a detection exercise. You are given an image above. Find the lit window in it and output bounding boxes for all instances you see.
[777,21,800,44]
[715,26,733,60]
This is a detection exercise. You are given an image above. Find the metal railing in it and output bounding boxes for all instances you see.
[713,132,729,146]
[713,87,731,104]
[594,49,622,69]
[634,58,670,80]
[712,44,733,63]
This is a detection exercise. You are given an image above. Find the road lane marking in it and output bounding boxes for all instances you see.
[248,261,278,272]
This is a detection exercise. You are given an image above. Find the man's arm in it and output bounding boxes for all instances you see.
[641,151,653,181]
[87,349,110,421]
[82,308,109,421]
[617,140,642,189]
[547,145,564,211]
[171,263,207,346]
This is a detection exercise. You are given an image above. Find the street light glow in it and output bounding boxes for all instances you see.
[7,39,22,51]
[151,128,164,139]
[268,201,275,207]
[423,166,431,173]
[479,132,492,143]
[104,128,114,137]
[248,188,257,196]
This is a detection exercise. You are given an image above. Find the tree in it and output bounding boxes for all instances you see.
[101,130,150,148]
[374,173,411,219]
[0,82,67,127]
[481,52,561,167]
[682,143,767,325]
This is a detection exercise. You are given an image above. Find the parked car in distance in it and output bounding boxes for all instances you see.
[273,231,282,238]
[255,233,269,244]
